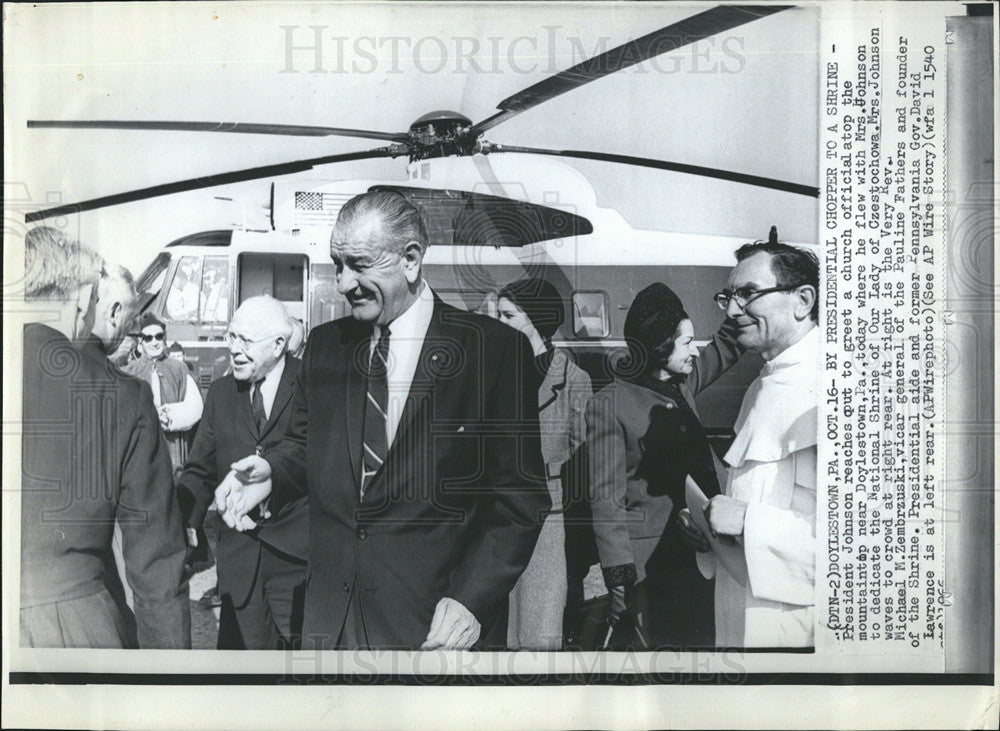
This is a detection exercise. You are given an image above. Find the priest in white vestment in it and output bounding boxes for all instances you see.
[698,237,820,648]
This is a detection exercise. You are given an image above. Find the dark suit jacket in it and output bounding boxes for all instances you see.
[586,318,743,586]
[177,354,307,606]
[266,297,549,648]
[21,324,190,648]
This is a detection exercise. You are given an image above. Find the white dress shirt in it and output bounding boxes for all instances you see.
[251,354,286,420]
[370,280,435,448]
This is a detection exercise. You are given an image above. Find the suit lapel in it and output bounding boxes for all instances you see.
[389,298,448,455]
[538,350,568,413]
[259,354,297,440]
[345,326,370,492]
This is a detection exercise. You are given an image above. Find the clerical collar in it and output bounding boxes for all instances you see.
[762,324,819,372]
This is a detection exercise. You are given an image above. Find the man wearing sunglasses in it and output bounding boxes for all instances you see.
[694,235,820,648]
[126,313,203,478]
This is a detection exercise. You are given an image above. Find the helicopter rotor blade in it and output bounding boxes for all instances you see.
[471,5,792,135]
[24,147,405,223]
[485,144,818,197]
[27,120,409,143]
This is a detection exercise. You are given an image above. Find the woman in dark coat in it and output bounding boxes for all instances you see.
[586,282,743,648]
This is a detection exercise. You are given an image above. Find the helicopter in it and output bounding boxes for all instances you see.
[24,4,818,435]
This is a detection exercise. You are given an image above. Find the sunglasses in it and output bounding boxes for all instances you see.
[141,332,166,343]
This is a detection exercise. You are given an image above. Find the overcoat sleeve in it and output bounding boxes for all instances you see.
[264,341,310,506]
[585,389,637,588]
[689,317,745,396]
[176,383,218,530]
[117,381,191,648]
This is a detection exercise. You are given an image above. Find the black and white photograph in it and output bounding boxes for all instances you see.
[2,1,996,728]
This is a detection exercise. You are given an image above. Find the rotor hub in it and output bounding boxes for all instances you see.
[407,110,478,160]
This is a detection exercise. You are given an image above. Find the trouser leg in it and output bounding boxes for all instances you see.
[336,578,370,650]
[258,544,307,650]
[217,554,279,650]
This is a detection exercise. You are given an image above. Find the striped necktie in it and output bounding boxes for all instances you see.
[361,326,390,500]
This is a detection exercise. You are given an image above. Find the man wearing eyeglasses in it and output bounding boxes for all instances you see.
[176,296,308,649]
[213,190,548,651]
[697,236,820,648]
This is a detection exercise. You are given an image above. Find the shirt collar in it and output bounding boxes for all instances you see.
[375,279,434,343]
[762,324,819,374]
[257,353,286,388]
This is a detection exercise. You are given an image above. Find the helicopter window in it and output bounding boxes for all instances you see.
[136,252,170,297]
[164,255,203,322]
[572,291,610,339]
[310,263,349,326]
[200,257,232,324]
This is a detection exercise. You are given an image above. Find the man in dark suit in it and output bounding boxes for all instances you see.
[177,296,308,649]
[216,190,549,650]
[86,261,144,644]
[20,227,190,648]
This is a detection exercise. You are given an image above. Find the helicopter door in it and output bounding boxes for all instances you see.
[237,253,309,326]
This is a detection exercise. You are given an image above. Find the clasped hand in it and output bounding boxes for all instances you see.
[214,454,273,532]
[677,508,710,552]
[704,494,748,546]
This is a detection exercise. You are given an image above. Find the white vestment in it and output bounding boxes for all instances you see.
[704,326,819,647]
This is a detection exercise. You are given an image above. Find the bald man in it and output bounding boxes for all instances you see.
[177,296,308,649]
[89,264,139,356]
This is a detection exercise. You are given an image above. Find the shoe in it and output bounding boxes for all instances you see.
[199,587,222,609]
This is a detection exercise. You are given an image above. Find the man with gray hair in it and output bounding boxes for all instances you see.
[85,262,143,631]
[695,236,820,648]
[217,190,548,650]
[20,227,190,648]
[177,295,308,649]
[90,264,139,355]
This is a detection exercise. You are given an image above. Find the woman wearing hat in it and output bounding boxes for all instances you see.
[586,283,743,648]
[496,277,593,650]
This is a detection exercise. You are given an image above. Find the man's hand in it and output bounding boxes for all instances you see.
[704,495,748,545]
[678,508,710,552]
[214,455,273,532]
[420,598,481,650]
[230,454,272,485]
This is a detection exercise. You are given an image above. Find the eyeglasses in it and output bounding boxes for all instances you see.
[141,332,165,342]
[713,284,805,311]
[225,331,272,349]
